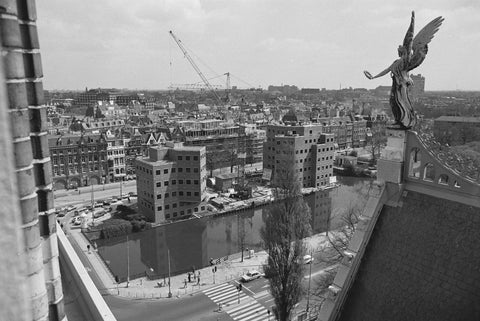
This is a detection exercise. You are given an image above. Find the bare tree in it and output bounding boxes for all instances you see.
[369,124,386,165]
[326,204,361,259]
[261,168,312,321]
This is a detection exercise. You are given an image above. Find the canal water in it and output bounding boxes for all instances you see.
[96,177,373,281]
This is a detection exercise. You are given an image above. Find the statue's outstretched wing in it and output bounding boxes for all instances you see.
[408,16,444,71]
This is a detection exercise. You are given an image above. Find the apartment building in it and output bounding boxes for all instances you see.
[106,133,127,181]
[136,142,208,223]
[48,133,108,189]
[174,119,244,171]
[320,116,367,149]
[263,122,335,188]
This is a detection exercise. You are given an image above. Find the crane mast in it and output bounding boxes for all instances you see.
[169,30,222,104]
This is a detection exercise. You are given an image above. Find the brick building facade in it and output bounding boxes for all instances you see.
[48,134,108,189]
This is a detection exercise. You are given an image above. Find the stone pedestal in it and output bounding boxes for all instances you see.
[377,129,407,184]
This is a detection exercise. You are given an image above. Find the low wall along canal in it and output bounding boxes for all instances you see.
[96,177,373,282]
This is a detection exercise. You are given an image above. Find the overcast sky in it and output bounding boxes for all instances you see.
[37,0,479,91]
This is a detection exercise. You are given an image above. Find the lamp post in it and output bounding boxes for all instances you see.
[126,235,130,288]
[306,251,313,316]
[167,248,172,298]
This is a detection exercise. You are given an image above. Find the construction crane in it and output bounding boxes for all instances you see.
[169,30,223,104]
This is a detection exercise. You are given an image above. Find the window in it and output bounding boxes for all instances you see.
[180,211,185,216]
[194,168,199,173]
[186,180,191,184]
[193,156,198,161]
[157,194,162,199]
[165,205,170,210]
[165,193,169,198]
[186,168,191,173]
[172,168,176,173]
[173,203,177,208]
[178,156,182,161]
[156,169,161,175]
[187,191,191,196]
[201,206,205,211]
[173,212,177,217]
[194,207,198,212]
[164,181,169,186]
[157,206,162,211]
[194,180,199,185]
[178,168,183,173]
[156,182,161,187]
[164,169,168,174]
[186,156,190,161]
[172,180,176,185]
[165,214,170,219]
[179,180,184,184]
[179,191,184,196]
[172,192,177,196]
[194,192,199,196]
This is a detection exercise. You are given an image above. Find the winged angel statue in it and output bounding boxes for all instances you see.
[364,11,444,129]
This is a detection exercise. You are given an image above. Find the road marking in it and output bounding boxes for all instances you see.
[233,280,256,296]
[233,306,264,320]
[203,284,272,321]
[265,298,275,303]
[225,298,256,313]
[230,302,262,316]
[261,284,269,289]
[203,283,231,295]
[208,286,236,299]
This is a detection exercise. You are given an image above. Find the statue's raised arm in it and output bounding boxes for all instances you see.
[363,11,444,129]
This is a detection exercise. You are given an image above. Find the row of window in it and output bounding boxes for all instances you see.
[156,179,200,187]
[177,155,199,161]
[156,190,200,199]
[155,167,199,175]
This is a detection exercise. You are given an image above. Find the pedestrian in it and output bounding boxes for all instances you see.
[197,276,200,285]
[188,273,191,283]
[184,279,187,288]
[87,244,91,253]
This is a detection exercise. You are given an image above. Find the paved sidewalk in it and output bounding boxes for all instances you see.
[66,227,338,300]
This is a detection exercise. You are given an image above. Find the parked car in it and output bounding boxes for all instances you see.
[241,270,262,282]
[93,209,107,219]
[66,205,76,212]
[303,254,314,264]
[71,216,82,225]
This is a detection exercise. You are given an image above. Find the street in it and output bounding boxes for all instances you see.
[53,180,137,208]
[103,256,334,321]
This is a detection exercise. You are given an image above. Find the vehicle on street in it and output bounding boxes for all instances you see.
[93,209,107,218]
[66,205,76,212]
[128,192,137,197]
[241,270,262,282]
[71,216,82,225]
[303,254,314,264]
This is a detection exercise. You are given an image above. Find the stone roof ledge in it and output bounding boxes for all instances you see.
[318,180,388,321]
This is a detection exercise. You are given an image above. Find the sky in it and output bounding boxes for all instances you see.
[37,0,480,91]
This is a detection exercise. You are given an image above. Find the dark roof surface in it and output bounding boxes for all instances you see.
[338,190,480,321]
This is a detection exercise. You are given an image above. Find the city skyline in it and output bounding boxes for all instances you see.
[37,1,479,91]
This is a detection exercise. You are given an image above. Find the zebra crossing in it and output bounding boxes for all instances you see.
[203,283,272,321]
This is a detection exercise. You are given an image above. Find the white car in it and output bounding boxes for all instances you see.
[241,270,262,282]
[303,255,314,264]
